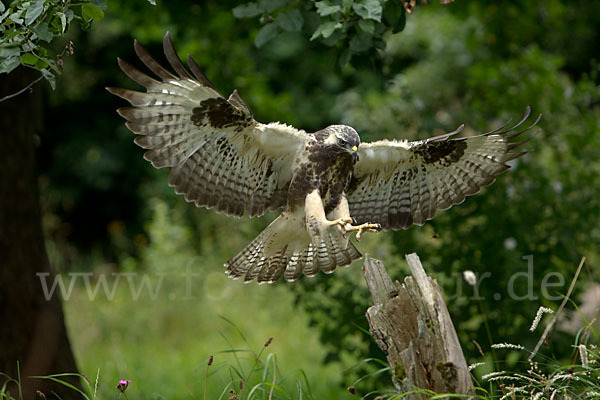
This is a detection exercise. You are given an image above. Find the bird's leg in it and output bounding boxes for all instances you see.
[325,194,353,235]
[327,194,381,241]
[343,222,382,241]
[305,190,350,250]
[306,191,381,242]
[326,194,380,241]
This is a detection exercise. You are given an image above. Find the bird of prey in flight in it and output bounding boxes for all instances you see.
[108,33,540,284]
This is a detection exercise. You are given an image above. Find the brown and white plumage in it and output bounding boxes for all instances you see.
[348,110,541,230]
[109,34,308,218]
[108,33,540,284]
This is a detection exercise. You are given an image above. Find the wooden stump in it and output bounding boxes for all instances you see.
[362,253,474,397]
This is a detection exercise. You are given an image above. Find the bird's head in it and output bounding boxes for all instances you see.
[324,125,360,161]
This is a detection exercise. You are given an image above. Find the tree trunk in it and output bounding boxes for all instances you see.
[0,68,82,399]
[362,253,474,398]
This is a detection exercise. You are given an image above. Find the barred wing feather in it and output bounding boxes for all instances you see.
[348,108,540,230]
[107,33,309,217]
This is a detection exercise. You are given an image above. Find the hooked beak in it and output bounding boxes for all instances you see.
[351,145,358,162]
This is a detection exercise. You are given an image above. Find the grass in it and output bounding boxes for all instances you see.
[62,270,359,399]
[53,198,368,399]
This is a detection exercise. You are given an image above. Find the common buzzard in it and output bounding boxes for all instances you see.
[108,34,540,284]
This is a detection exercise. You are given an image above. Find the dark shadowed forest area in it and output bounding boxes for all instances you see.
[1,0,599,399]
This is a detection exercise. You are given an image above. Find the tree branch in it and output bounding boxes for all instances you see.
[0,74,44,103]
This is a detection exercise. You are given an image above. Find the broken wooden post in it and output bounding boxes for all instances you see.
[362,253,474,397]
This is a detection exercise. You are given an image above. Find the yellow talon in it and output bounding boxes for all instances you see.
[343,222,381,241]
[328,217,353,227]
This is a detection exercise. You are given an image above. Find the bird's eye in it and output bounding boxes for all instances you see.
[339,138,347,146]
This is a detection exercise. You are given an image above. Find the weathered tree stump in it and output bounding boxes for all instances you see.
[362,253,474,397]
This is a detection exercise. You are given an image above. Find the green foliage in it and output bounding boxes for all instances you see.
[232,0,412,65]
[0,0,155,88]
[0,0,107,87]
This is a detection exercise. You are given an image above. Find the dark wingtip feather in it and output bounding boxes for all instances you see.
[162,32,194,79]
[507,127,542,150]
[186,54,218,90]
[474,107,541,140]
[504,150,528,161]
[116,57,157,88]
[106,87,134,103]
[134,39,174,81]
[482,118,512,136]
[106,86,119,95]
[507,112,543,139]
[426,123,465,143]
[508,138,532,150]
[116,107,129,118]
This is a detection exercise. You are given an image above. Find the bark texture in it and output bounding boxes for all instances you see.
[0,68,82,399]
[362,253,474,397]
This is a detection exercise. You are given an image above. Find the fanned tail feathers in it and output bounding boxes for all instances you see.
[225,223,362,284]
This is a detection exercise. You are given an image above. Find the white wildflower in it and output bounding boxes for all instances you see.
[513,373,539,384]
[579,344,589,367]
[488,375,520,382]
[482,371,506,381]
[549,373,581,383]
[530,306,554,332]
[499,385,527,400]
[463,270,477,286]
[491,342,525,350]
[468,362,485,371]
[531,392,544,400]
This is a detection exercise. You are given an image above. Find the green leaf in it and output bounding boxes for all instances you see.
[315,1,341,17]
[352,0,382,22]
[1,8,10,23]
[24,0,45,25]
[276,9,303,32]
[0,56,21,74]
[20,52,38,66]
[254,22,279,48]
[321,28,345,46]
[41,68,56,89]
[0,2,5,13]
[56,12,67,33]
[43,56,58,72]
[383,0,405,33]
[65,9,74,23]
[358,19,375,34]
[0,47,20,59]
[258,0,290,13]
[310,21,342,40]
[31,22,53,42]
[9,12,24,24]
[341,0,353,11]
[232,3,261,18]
[81,3,104,21]
[349,31,372,52]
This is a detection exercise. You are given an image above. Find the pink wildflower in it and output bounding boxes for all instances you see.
[116,379,132,393]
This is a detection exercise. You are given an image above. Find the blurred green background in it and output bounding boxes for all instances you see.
[28,0,600,398]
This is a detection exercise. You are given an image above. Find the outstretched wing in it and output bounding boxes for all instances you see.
[107,33,309,217]
[347,108,541,230]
